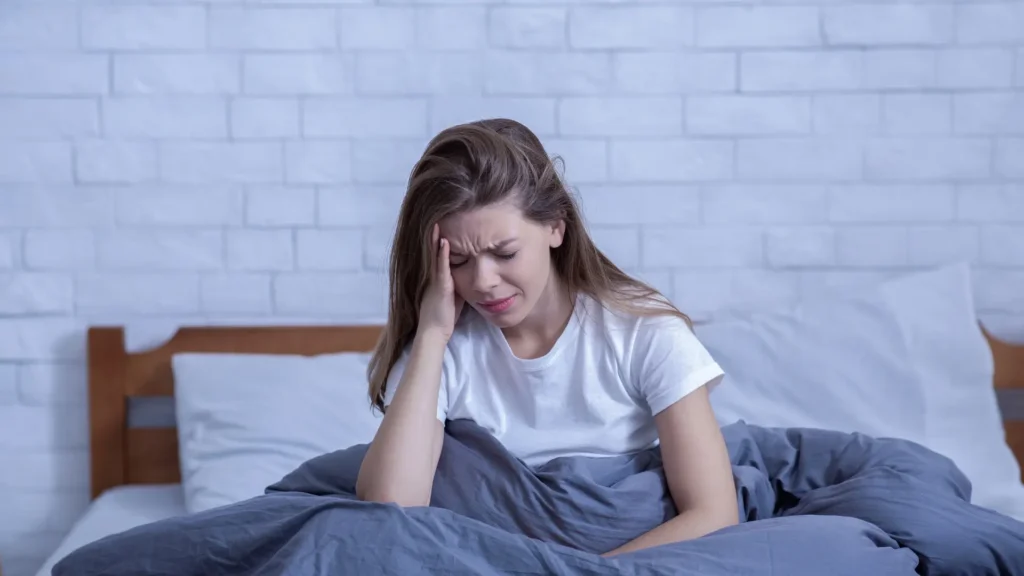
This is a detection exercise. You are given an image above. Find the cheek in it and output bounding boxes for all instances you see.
[508,253,545,288]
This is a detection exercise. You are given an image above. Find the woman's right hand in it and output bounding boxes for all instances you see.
[358,222,452,507]
[418,223,464,342]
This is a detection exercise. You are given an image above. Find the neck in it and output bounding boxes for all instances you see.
[502,274,575,346]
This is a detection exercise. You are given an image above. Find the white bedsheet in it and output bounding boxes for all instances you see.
[34,484,186,576]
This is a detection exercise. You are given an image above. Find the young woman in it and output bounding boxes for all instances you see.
[355,118,738,556]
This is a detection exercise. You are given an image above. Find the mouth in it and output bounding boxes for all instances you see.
[478,295,516,314]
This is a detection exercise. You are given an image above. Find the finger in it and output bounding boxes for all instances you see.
[438,237,449,277]
[429,225,441,279]
[454,294,465,317]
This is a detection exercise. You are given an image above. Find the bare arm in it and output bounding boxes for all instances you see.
[356,226,462,508]
[603,384,738,556]
[355,330,446,507]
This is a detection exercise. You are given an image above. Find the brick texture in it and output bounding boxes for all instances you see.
[1,2,1022,576]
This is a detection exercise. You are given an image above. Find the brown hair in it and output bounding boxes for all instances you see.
[366,118,690,412]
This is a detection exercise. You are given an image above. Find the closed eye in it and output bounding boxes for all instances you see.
[449,252,516,269]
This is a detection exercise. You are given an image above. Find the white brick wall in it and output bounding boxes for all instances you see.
[1,1,1022,575]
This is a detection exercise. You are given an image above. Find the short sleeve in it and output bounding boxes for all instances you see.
[632,315,725,416]
[382,344,451,424]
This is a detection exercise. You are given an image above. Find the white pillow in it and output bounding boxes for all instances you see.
[698,263,1024,520]
[172,352,381,514]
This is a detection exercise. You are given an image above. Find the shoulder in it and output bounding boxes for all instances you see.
[574,294,717,374]
[634,311,703,355]
[577,293,701,354]
[582,294,723,414]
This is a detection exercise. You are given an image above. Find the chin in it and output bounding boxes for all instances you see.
[475,308,518,328]
[487,314,522,329]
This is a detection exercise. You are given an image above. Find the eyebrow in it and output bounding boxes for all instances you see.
[450,238,517,257]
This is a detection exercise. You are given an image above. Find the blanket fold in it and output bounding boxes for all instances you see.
[53,419,1024,576]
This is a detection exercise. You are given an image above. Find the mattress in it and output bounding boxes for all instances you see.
[34,484,186,576]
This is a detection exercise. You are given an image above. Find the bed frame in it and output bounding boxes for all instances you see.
[87,323,1024,500]
[87,325,383,499]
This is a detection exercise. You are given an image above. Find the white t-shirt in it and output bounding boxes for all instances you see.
[383,294,724,467]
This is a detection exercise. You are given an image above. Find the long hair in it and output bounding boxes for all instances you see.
[366,118,690,412]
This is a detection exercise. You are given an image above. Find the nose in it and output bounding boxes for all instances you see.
[470,260,500,293]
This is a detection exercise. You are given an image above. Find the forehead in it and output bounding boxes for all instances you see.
[439,203,526,245]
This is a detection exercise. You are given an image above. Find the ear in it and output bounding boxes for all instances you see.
[548,219,566,249]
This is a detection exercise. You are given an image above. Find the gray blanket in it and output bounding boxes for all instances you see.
[54,419,1024,575]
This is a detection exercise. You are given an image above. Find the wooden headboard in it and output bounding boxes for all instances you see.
[987,326,1024,476]
[88,324,383,499]
[87,323,1024,500]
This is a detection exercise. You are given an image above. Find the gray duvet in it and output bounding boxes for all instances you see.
[54,419,1024,575]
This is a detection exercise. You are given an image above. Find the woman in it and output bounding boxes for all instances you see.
[355,118,738,556]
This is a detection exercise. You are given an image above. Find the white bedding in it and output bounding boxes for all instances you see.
[34,484,186,576]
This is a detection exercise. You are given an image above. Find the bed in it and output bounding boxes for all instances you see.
[32,485,185,576]
[34,264,1024,575]
[34,325,383,576]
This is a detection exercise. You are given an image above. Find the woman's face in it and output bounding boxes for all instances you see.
[438,201,564,329]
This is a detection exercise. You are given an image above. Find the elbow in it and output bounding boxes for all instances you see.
[355,478,429,508]
[708,491,740,526]
[358,489,429,508]
[708,501,740,531]
[717,509,740,530]
[676,499,740,537]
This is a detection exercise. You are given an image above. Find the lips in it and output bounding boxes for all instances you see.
[479,295,515,314]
